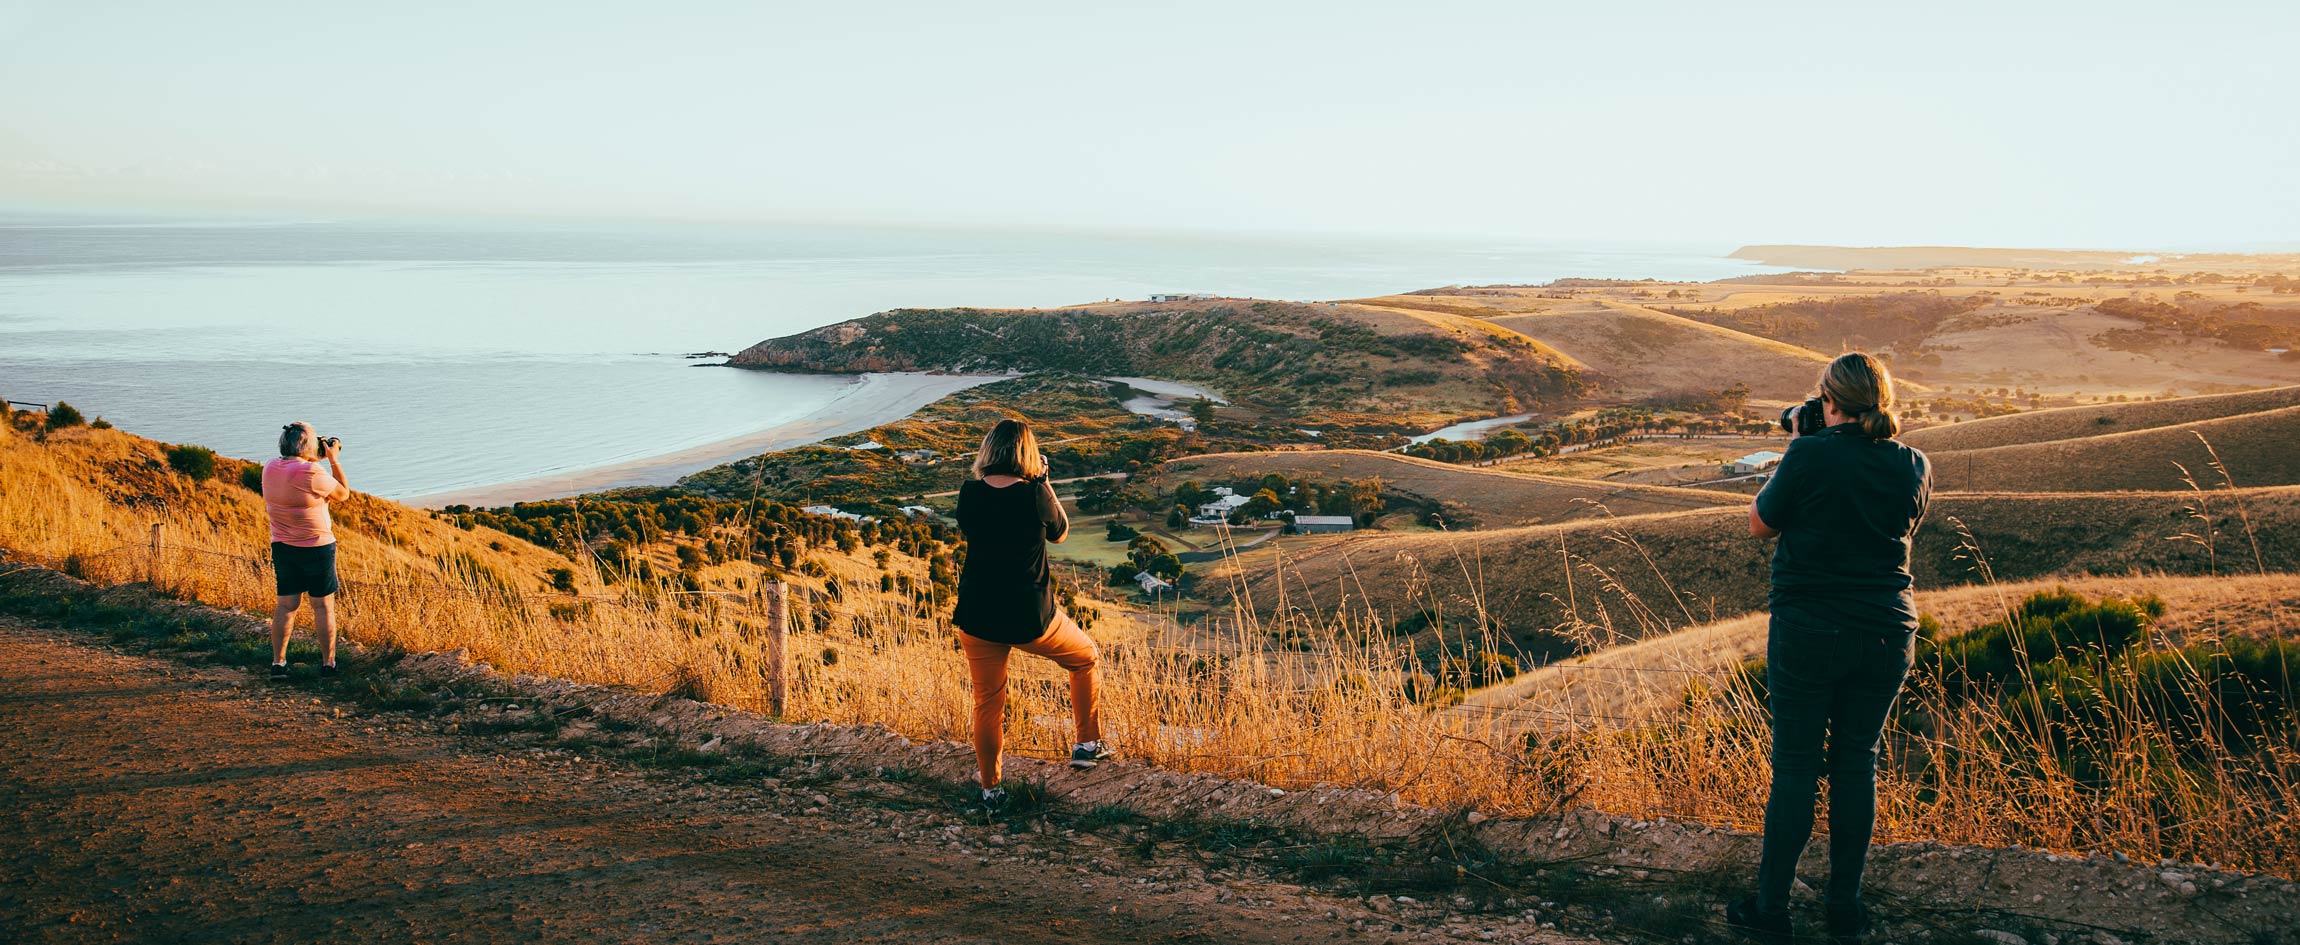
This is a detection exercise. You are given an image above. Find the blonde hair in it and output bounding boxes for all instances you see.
[973,418,1047,479]
[1818,352,1902,439]
[279,421,315,458]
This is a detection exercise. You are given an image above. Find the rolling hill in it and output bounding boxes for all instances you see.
[727,298,1586,432]
[1901,385,2300,452]
[1477,301,1836,402]
[1728,244,2300,273]
[1156,448,1743,527]
[1451,571,2300,732]
[1197,487,2300,655]
[1928,404,2300,492]
[1356,293,1837,402]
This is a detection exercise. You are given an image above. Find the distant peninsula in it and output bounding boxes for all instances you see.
[1730,244,2300,273]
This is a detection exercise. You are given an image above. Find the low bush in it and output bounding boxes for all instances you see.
[165,444,219,482]
[46,401,85,430]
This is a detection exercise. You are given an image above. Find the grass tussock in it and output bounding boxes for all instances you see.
[5,419,2297,878]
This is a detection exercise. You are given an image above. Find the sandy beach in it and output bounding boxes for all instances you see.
[403,371,1005,508]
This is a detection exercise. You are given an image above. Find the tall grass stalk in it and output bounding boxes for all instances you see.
[5,423,2294,877]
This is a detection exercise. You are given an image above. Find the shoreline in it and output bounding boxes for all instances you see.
[401,371,1006,508]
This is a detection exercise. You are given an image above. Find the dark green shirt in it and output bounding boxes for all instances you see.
[1754,424,1932,636]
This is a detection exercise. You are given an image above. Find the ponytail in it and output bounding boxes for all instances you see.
[1817,352,1902,440]
[1856,407,1901,440]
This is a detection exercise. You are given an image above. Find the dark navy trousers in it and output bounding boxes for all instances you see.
[1755,620,1914,913]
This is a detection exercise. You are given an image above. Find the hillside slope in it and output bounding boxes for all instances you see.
[1200,487,2300,651]
[1479,301,1836,402]
[1158,449,1742,527]
[1353,293,1837,402]
[0,419,995,678]
[1929,404,2300,492]
[1901,385,2300,452]
[727,299,1586,430]
[1453,572,2300,729]
[0,422,576,591]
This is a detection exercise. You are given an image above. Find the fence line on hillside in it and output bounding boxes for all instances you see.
[1,527,1748,733]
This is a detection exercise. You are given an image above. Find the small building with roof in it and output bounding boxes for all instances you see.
[1730,450,1785,475]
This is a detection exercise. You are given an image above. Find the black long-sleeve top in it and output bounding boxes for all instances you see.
[952,476,1068,644]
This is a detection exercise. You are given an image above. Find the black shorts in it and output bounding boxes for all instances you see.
[271,541,340,598]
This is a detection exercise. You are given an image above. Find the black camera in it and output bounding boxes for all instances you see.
[317,435,341,452]
[1779,398,1826,437]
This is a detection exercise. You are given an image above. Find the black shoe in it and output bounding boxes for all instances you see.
[270,663,289,680]
[1069,740,1114,769]
[319,663,339,678]
[1824,899,1867,943]
[1725,895,1792,944]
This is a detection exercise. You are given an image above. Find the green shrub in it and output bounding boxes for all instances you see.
[1926,588,2164,693]
[238,464,265,493]
[46,401,85,430]
[165,444,219,482]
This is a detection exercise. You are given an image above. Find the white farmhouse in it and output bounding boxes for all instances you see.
[1730,450,1785,475]
[1196,492,1252,520]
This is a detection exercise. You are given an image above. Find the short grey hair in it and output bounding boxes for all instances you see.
[279,422,314,458]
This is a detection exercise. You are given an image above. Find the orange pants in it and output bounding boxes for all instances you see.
[959,609,1101,788]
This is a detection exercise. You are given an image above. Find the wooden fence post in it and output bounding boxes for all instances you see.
[764,581,788,717]
[147,522,163,586]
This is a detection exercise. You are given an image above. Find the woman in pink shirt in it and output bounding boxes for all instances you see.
[263,422,352,679]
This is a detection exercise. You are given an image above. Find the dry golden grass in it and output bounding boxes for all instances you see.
[0,424,574,590]
[1461,267,2299,400]
[1486,302,1834,402]
[1355,293,1835,402]
[1929,405,2300,492]
[1458,572,2300,728]
[1202,486,2300,647]
[1157,448,1743,528]
[7,419,2298,877]
[1902,385,2300,452]
[1490,436,1781,486]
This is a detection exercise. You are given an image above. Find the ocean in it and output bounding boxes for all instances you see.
[0,208,1783,500]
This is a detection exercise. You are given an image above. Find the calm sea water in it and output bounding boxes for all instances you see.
[0,208,1783,498]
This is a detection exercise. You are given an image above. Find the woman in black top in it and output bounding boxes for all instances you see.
[953,419,1109,809]
[1729,352,1932,945]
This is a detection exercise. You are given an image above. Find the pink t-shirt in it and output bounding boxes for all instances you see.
[262,457,340,547]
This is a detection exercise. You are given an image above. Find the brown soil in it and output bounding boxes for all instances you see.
[0,618,1596,945]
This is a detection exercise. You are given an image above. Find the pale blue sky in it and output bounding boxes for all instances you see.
[1,0,2293,248]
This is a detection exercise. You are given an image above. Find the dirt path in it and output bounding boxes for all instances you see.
[0,618,1597,945]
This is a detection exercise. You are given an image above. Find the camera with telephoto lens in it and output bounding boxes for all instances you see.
[1779,398,1827,437]
[317,435,341,452]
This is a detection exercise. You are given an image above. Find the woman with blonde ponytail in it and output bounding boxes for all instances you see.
[1730,352,1931,944]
